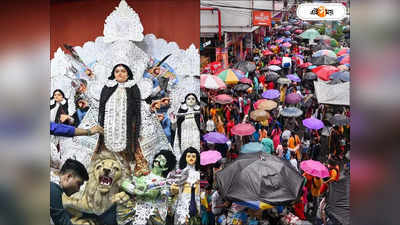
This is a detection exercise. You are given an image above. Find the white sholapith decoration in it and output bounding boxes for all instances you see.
[103,0,144,43]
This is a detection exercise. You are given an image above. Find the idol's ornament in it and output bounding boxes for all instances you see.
[50,0,199,224]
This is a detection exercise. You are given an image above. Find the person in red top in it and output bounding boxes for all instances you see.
[258,74,266,87]
[226,119,235,138]
[224,104,232,122]
[267,81,274,90]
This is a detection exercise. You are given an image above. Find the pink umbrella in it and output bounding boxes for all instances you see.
[240,78,253,85]
[339,55,350,65]
[300,160,330,178]
[231,123,256,136]
[294,29,303,34]
[215,94,233,104]
[200,74,226,90]
[270,59,282,65]
[286,93,303,104]
[262,49,274,56]
[200,150,222,166]
[282,42,292,48]
[299,62,312,68]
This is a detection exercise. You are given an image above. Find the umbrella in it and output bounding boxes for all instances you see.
[339,55,350,65]
[262,49,274,56]
[329,114,350,126]
[302,117,324,130]
[269,58,282,65]
[280,107,303,117]
[312,65,340,81]
[284,30,291,36]
[337,64,349,71]
[265,71,280,81]
[231,123,256,136]
[277,78,291,85]
[275,38,284,44]
[312,50,338,65]
[240,142,265,154]
[200,150,222,166]
[299,62,312,68]
[312,43,335,51]
[215,94,233,104]
[300,160,330,178]
[234,83,251,92]
[326,177,350,225]
[203,132,229,144]
[286,74,301,82]
[200,74,226,90]
[215,152,305,206]
[250,110,270,122]
[255,99,277,111]
[303,72,318,80]
[308,65,317,70]
[294,29,303,34]
[262,89,280,99]
[281,42,292,48]
[239,77,253,85]
[285,93,303,104]
[284,37,292,42]
[299,28,320,40]
[337,48,350,56]
[217,69,243,84]
[330,71,350,82]
[268,65,281,71]
[234,61,256,73]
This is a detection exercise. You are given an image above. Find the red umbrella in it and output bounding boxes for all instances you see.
[269,59,282,65]
[294,29,303,34]
[312,65,340,81]
[262,49,274,56]
[231,123,256,136]
[240,77,253,85]
[215,94,233,104]
[299,62,312,68]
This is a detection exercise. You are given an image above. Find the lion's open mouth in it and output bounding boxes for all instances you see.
[99,175,113,186]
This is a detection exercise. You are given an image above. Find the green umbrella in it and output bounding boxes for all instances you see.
[299,28,320,40]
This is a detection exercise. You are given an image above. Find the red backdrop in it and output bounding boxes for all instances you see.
[51,0,200,58]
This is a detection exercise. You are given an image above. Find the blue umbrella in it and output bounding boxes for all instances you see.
[240,142,265,153]
[264,37,271,43]
[284,37,292,42]
[308,65,317,70]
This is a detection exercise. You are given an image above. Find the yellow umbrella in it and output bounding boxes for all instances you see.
[217,69,242,85]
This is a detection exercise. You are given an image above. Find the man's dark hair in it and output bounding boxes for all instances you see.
[60,159,89,181]
[282,142,288,148]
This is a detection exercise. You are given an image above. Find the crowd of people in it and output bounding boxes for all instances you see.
[199,13,350,225]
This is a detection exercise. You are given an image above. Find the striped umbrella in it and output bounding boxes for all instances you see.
[217,69,243,84]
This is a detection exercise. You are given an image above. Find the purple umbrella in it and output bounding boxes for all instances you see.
[262,89,280,99]
[286,74,301,82]
[302,117,324,130]
[285,93,302,104]
[203,132,229,144]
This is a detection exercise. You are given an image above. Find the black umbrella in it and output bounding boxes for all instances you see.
[312,43,334,51]
[215,152,304,206]
[234,61,256,73]
[304,72,317,80]
[326,177,350,225]
[311,55,338,65]
[265,71,280,82]
[329,114,350,126]
[234,83,251,92]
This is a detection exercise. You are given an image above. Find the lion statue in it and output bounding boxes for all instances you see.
[62,151,132,225]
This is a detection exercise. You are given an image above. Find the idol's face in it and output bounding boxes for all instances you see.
[185,95,197,107]
[186,152,197,166]
[114,65,129,83]
[53,91,64,103]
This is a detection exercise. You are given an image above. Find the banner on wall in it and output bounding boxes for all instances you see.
[314,81,350,105]
[216,47,229,69]
[253,10,272,26]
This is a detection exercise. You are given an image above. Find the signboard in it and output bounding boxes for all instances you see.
[216,47,229,69]
[253,10,272,26]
